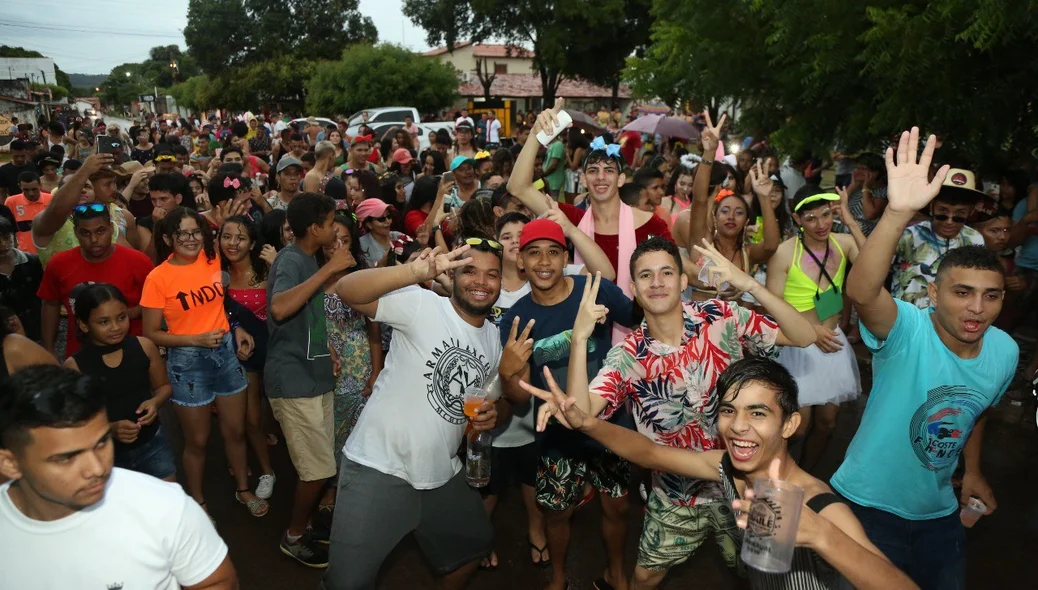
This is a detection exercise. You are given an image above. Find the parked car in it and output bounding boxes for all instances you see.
[346,106,421,131]
[290,117,337,131]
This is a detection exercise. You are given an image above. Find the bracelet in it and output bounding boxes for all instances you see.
[432,225,442,232]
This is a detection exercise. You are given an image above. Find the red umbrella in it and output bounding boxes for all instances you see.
[621,114,700,141]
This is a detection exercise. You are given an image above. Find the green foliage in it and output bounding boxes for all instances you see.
[628,0,1038,169]
[99,63,146,109]
[306,44,458,116]
[184,0,377,77]
[168,75,210,111]
[404,0,642,104]
[31,83,68,100]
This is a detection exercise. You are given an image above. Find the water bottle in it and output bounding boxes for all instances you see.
[465,430,491,487]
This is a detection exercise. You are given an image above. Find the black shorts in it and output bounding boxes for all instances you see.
[482,442,538,497]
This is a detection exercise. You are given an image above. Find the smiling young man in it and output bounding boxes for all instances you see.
[838,129,1018,589]
[891,167,985,309]
[522,357,917,590]
[0,365,237,589]
[542,237,814,590]
[325,240,508,589]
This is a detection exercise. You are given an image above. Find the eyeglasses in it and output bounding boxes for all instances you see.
[174,229,205,242]
[464,237,503,251]
[933,214,967,223]
[72,203,107,216]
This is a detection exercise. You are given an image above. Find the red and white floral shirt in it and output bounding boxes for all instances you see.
[591,299,779,506]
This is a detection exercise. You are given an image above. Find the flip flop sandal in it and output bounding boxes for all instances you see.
[575,488,595,511]
[529,541,551,568]
[479,551,499,570]
[235,489,269,517]
[593,578,616,590]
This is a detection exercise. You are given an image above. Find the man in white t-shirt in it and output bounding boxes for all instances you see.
[324,240,510,589]
[455,108,475,131]
[0,365,236,590]
[486,111,502,149]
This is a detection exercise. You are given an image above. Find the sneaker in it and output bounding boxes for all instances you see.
[308,524,330,545]
[280,532,329,568]
[255,474,276,500]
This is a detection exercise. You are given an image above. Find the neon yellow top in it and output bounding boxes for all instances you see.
[782,235,846,312]
[37,203,127,267]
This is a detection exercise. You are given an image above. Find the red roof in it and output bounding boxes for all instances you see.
[423,42,534,59]
[459,74,631,99]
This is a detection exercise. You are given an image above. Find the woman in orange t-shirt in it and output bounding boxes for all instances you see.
[141,207,268,519]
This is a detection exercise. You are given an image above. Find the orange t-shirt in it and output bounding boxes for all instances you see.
[4,192,52,254]
[140,253,229,336]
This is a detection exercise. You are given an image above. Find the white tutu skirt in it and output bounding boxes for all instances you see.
[776,327,861,407]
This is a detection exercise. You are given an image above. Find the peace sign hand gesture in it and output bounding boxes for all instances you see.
[408,245,473,283]
[693,238,757,293]
[749,159,774,198]
[700,109,728,157]
[885,127,949,214]
[500,316,536,380]
[521,366,591,432]
[573,272,608,342]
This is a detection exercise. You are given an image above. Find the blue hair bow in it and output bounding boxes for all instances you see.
[590,136,622,158]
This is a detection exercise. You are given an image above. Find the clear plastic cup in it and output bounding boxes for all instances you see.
[740,478,805,573]
[463,387,487,419]
[960,497,987,528]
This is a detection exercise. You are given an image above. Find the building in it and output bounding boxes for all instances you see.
[0,58,57,87]
[422,42,632,122]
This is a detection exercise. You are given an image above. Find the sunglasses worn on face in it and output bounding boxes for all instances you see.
[370,214,392,223]
[464,237,503,251]
[933,214,967,223]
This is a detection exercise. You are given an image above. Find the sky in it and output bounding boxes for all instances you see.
[1,0,431,75]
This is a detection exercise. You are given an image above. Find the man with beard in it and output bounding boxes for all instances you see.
[891,167,985,309]
[0,365,237,589]
[515,236,813,590]
[37,203,153,360]
[324,240,507,589]
[837,128,1017,589]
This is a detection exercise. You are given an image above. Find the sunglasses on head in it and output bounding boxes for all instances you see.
[72,203,107,216]
[464,237,503,251]
[933,214,967,223]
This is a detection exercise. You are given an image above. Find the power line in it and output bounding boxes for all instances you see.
[0,20,183,39]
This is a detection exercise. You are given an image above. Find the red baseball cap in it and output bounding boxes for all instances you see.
[519,218,566,250]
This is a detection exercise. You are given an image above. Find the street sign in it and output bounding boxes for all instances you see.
[140,94,155,102]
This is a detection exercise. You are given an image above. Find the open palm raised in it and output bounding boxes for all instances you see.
[885,127,950,214]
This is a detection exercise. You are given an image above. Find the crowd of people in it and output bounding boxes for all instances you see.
[0,95,1035,590]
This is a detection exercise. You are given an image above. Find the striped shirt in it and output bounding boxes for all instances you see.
[718,453,844,590]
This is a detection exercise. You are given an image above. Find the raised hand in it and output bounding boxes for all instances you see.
[540,200,575,235]
[731,458,825,548]
[693,238,757,293]
[327,240,357,273]
[82,152,115,174]
[749,159,774,198]
[259,244,277,266]
[520,366,590,431]
[573,272,608,342]
[500,316,535,380]
[885,127,950,214]
[408,244,473,283]
[700,109,728,158]
[533,98,565,136]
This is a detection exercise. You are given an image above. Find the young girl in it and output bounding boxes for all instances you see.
[141,207,268,518]
[220,216,277,500]
[65,283,176,482]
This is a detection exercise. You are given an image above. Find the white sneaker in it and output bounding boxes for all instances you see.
[256,474,276,500]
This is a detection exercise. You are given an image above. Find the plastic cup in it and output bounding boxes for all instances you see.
[463,387,487,419]
[740,478,805,574]
[960,497,987,528]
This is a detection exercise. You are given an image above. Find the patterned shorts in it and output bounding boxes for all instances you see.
[535,451,629,511]
[637,492,743,572]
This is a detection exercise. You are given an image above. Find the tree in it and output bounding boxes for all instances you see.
[474,58,497,102]
[403,0,631,104]
[306,44,458,116]
[30,83,68,100]
[168,75,210,111]
[628,0,1038,169]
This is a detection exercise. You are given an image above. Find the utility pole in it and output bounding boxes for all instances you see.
[40,69,47,85]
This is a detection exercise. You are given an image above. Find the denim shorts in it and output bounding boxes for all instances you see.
[167,332,248,407]
[115,426,177,480]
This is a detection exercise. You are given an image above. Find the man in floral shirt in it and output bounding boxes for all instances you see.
[892,168,985,308]
[558,237,815,588]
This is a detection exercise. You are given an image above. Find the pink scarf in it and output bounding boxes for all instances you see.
[574,202,636,345]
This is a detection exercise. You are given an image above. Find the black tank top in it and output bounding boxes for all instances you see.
[73,337,156,448]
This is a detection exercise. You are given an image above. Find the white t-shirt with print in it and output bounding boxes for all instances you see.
[345,288,502,489]
[488,119,502,143]
[0,468,227,590]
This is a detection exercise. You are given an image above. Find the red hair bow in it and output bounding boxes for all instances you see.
[352,135,373,144]
[713,188,735,203]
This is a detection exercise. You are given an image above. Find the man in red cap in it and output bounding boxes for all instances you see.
[344,134,376,173]
[498,218,638,590]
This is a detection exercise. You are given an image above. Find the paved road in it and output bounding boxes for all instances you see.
[167,343,1038,589]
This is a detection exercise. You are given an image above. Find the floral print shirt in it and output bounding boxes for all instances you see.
[590,300,779,506]
[892,220,984,309]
